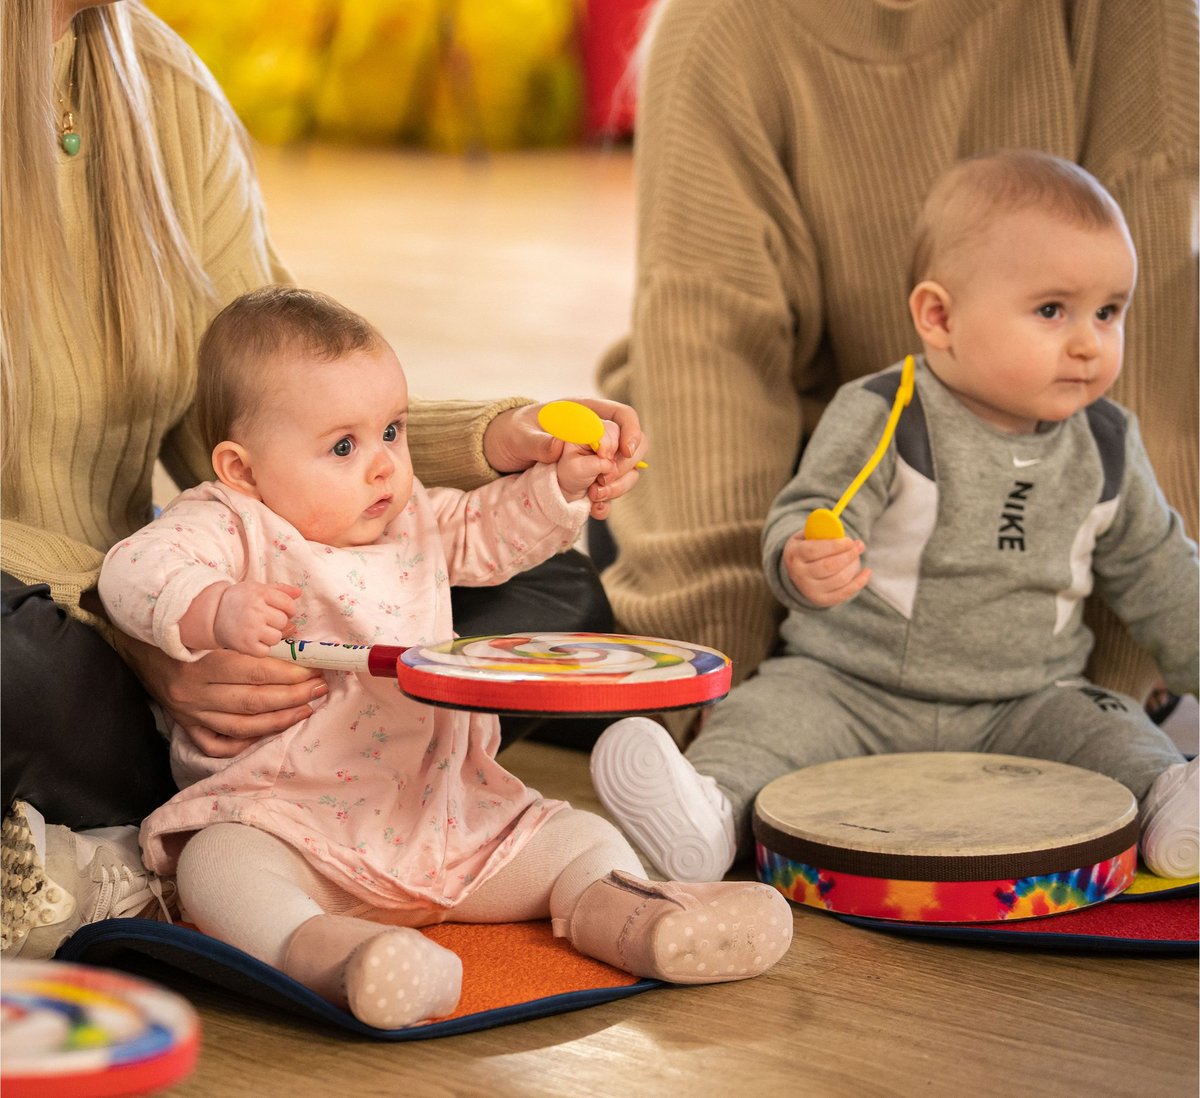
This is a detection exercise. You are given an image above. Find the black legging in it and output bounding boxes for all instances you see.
[2,551,612,830]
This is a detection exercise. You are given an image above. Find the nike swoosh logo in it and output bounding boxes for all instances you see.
[1012,456,1041,468]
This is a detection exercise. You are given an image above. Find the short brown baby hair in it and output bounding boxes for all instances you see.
[908,149,1127,289]
[196,285,385,452]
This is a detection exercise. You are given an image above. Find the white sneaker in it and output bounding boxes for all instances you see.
[1,801,174,959]
[1140,758,1199,879]
[590,717,737,882]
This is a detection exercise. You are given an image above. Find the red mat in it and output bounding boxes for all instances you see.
[833,878,1198,953]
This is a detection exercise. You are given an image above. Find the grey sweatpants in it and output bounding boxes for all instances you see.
[688,655,1186,853]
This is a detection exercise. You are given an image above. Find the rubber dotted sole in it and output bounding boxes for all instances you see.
[1,805,60,954]
[344,928,463,1030]
[647,887,793,984]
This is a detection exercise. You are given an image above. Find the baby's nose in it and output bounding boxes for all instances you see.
[1069,320,1101,357]
[368,447,395,479]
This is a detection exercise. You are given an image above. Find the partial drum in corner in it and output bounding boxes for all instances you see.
[1,959,200,1097]
[753,752,1138,923]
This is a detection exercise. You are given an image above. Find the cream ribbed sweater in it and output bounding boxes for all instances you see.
[599,0,1198,705]
[1,28,526,623]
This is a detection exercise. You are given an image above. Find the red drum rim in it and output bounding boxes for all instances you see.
[396,632,732,715]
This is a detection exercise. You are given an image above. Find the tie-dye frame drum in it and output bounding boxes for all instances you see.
[271,632,732,715]
[754,753,1138,923]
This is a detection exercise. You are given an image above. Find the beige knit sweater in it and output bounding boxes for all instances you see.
[599,0,1198,709]
[1,29,527,625]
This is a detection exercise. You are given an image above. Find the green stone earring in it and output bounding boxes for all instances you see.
[60,110,80,157]
[58,72,81,157]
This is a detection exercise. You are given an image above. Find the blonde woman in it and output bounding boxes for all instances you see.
[0,0,646,959]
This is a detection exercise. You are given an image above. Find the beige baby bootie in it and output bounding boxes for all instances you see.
[558,870,792,983]
[283,914,462,1029]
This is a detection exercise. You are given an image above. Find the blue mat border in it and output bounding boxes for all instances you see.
[54,918,662,1040]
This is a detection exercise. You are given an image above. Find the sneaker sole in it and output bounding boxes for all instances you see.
[591,719,733,882]
[1141,757,1200,878]
[1,804,50,954]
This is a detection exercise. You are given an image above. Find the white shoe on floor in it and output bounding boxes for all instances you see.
[590,717,737,882]
[1140,758,1199,879]
[1,801,174,959]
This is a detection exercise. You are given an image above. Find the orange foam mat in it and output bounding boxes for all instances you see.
[55,918,662,1039]
[420,920,644,1020]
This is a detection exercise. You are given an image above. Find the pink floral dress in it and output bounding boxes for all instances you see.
[99,464,586,917]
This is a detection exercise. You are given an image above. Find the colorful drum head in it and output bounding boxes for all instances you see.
[754,752,1139,923]
[1,959,200,1098]
[395,632,732,715]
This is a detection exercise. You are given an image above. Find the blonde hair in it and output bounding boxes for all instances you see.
[196,286,385,452]
[909,149,1127,289]
[1,1,227,476]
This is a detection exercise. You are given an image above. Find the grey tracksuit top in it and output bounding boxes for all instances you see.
[763,357,1199,704]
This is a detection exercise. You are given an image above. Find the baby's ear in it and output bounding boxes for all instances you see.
[908,280,953,351]
[211,441,261,499]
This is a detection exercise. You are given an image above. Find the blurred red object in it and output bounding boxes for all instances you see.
[580,0,654,139]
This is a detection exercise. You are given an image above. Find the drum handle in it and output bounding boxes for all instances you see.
[267,639,405,677]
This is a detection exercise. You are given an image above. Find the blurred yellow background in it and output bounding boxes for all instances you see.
[148,0,584,151]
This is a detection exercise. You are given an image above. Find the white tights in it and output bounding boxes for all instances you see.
[176,809,643,970]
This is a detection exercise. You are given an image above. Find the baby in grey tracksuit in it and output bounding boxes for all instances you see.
[591,150,1199,883]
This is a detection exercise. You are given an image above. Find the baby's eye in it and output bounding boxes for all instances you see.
[383,422,398,443]
[1036,303,1063,319]
[332,437,354,457]
[1096,304,1120,322]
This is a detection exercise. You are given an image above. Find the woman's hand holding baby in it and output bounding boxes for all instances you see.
[179,580,302,657]
[783,532,871,608]
[553,420,629,504]
[486,399,648,519]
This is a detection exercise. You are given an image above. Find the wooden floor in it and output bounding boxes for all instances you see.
[150,146,1197,1096]
[152,742,1198,1098]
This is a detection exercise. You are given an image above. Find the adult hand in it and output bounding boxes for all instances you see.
[114,630,327,758]
[483,399,648,520]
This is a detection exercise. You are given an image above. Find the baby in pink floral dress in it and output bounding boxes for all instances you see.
[99,287,791,1028]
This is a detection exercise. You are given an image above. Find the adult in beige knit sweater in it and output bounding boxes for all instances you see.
[0,0,645,958]
[595,0,1198,739]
